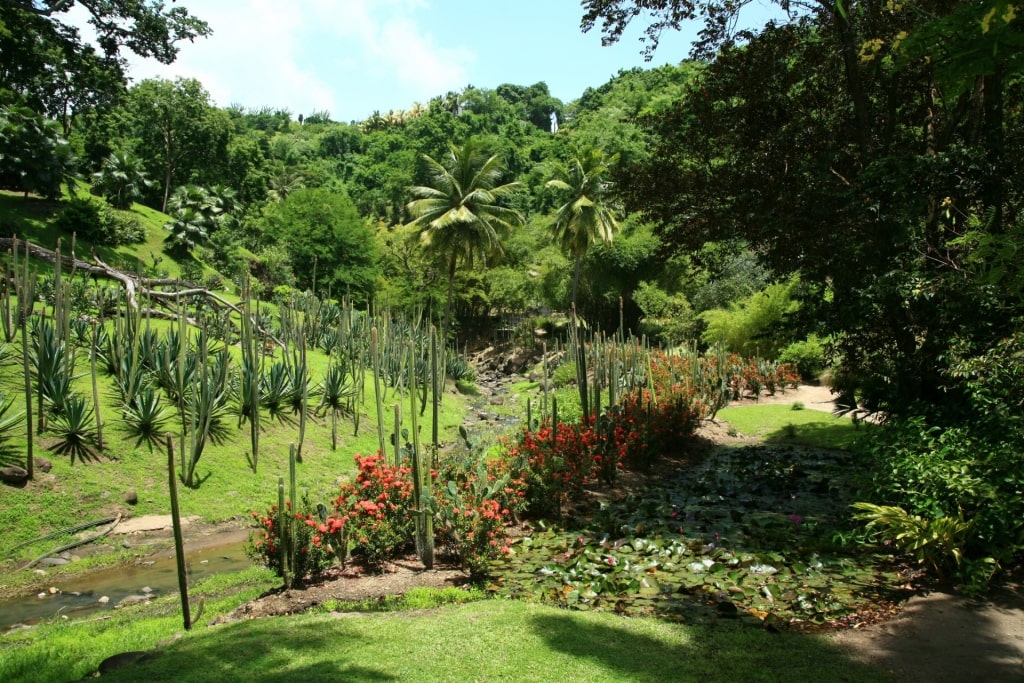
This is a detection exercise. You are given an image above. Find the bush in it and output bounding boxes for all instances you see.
[700,279,800,359]
[333,453,415,570]
[551,360,577,388]
[778,335,827,382]
[860,416,1024,586]
[51,197,105,242]
[247,496,341,583]
[51,197,145,246]
[434,453,527,575]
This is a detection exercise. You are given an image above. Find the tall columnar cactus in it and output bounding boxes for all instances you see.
[240,276,260,471]
[408,341,434,569]
[166,435,194,630]
[430,324,439,457]
[372,327,385,454]
[15,240,35,478]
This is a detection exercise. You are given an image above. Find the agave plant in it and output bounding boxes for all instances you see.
[50,394,99,463]
[316,361,355,451]
[29,318,79,422]
[0,392,26,456]
[121,387,172,451]
[260,360,294,425]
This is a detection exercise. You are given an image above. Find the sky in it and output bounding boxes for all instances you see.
[67,0,784,124]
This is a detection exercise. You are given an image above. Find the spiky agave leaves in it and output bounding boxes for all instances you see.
[0,393,26,456]
[50,395,100,463]
[316,361,355,451]
[121,387,172,451]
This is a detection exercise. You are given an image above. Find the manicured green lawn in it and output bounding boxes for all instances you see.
[0,581,890,683]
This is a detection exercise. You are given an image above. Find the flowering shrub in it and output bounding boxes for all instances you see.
[434,455,527,575]
[604,390,702,472]
[333,452,415,570]
[246,497,340,583]
[505,420,603,518]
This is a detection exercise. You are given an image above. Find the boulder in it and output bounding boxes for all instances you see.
[123,490,138,505]
[35,457,52,473]
[0,465,28,484]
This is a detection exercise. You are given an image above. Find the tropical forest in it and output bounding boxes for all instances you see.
[1,1,1023,681]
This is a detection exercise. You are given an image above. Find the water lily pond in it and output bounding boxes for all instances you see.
[487,444,904,629]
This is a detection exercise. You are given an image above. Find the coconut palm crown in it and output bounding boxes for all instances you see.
[406,137,524,342]
[546,147,621,309]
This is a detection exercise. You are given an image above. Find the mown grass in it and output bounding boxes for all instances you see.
[716,404,872,450]
[0,580,891,683]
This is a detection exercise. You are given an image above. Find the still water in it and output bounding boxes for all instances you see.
[1,530,251,631]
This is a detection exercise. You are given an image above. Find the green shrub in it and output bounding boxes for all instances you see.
[700,279,800,359]
[551,359,577,388]
[52,196,105,242]
[778,335,827,381]
[860,416,1024,586]
[51,197,145,246]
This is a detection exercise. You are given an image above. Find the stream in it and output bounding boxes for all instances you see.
[1,531,250,632]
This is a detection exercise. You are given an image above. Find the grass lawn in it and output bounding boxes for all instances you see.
[715,404,872,450]
[0,579,890,683]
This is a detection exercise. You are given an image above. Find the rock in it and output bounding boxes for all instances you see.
[38,557,68,566]
[0,465,28,484]
[117,594,153,608]
[97,595,110,604]
[123,490,138,505]
[48,586,59,594]
[35,458,52,473]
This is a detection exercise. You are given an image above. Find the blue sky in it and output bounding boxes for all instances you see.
[68,0,783,123]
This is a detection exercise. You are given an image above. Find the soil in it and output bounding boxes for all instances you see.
[31,384,1024,681]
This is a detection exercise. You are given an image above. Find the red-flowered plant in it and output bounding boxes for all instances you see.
[246,497,340,583]
[434,455,527,575]
[333,452,416,570]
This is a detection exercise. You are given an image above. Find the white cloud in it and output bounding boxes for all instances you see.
[65,0,474,120]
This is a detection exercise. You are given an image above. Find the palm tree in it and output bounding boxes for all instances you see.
[546,147,621,310]
[406,137,524,344]
[165,206,209,255]
[91,150,152,209]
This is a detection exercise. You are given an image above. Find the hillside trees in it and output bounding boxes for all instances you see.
[0,1,209,131]
[407,138,525,343]
[585,1,1024,416]
[259,187,379,302]
[123,78,231,212]
[546,147,621,311]
[0,103,77,198]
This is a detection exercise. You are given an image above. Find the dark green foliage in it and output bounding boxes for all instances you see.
[778,336,827,383]
[90,151,152,210]
[121,387,171,451]
[50,395,99,463]
[259,187,379,301]
[860,417,1024,587]
[0,104,76,199]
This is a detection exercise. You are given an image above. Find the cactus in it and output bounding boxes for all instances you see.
[166,435,194,630]
[408,341,434,569]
